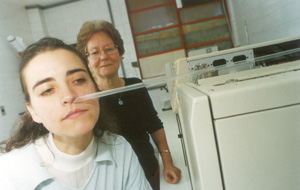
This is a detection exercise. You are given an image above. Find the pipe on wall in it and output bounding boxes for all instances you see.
[106,0,126,78]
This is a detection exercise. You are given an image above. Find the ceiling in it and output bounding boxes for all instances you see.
[10,0,76,8]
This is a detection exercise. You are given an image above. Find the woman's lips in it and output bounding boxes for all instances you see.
[64,109,86,120]
[100,64,112,68]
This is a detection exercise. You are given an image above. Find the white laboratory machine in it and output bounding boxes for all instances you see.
[170,36,300,190]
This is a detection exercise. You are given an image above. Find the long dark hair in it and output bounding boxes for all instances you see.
[0,37,117,153]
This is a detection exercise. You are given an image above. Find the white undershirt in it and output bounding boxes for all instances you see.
[35,133,97,188]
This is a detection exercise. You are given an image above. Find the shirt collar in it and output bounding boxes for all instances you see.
[94,135,116,165]
[14,133,116,189]
[9,143,53,190]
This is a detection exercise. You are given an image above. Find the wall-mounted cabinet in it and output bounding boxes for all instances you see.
[126,0,232,79]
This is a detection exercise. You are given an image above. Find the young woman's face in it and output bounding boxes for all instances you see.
[24,49,100,138]
[86,31,123,79]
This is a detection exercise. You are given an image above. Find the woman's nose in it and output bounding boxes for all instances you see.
[99,50,109,60]
[61,86,77,105]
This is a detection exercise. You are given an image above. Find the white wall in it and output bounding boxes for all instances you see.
[227,0,300,47]
[109,0,140,78]
[0,1,33,140]
[26,0,140,78]
[41,0,111,44]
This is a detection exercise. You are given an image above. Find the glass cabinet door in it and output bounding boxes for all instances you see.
[127,0,173,11]
[179,1,232,54]
[130,4,178,34]
[179,1,224,23]
[136,27,182,57]
[183,17,230,46]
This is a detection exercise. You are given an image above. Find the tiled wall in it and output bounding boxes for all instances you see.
[0,1,33,140]
[26,8,48,42]
[26,0,140,78]
[227,0,300,47]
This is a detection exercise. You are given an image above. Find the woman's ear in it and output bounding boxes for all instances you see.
[26,102,42,123]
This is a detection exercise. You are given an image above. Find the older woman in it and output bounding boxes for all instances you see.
[77,20,181,189]
[0,37,151,190]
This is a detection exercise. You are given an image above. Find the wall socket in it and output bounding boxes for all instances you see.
[1,106,6,116]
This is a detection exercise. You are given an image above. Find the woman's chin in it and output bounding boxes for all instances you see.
[96,67,118,78]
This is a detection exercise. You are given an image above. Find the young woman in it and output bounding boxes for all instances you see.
[77,20,181,190]
[0,37,152,190]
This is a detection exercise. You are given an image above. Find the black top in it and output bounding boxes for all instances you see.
[99,78,163,178]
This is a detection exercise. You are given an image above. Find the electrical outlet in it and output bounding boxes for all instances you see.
[1,106,6,116]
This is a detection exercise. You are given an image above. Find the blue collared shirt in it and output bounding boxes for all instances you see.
[0,133,152,190]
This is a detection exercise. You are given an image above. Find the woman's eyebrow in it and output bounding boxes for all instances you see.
[32,77,54,91]
[66,68,87,76]
[32,69,87,91]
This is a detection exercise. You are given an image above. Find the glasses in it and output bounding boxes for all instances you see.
[86,45,118,60]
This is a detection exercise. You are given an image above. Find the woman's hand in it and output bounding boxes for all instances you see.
[163,163,181,184]
[150,129,182,184]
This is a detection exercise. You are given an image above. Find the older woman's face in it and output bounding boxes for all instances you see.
[24,49,100,138]
[86,31,122,79]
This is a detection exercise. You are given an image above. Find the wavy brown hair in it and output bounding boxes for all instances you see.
[0,37,117,153]
[77,20,125,57]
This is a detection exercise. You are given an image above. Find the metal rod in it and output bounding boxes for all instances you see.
[74,47,300,102]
